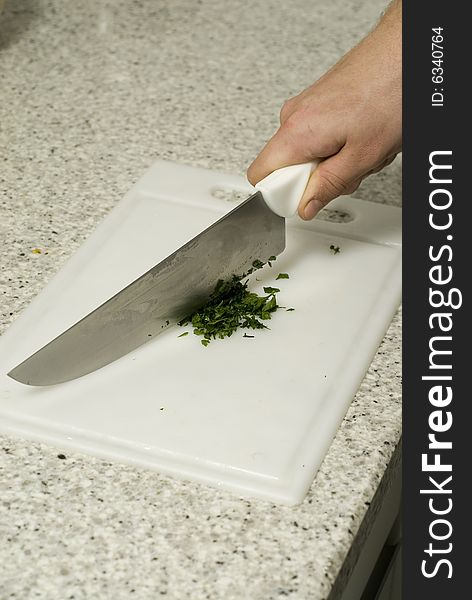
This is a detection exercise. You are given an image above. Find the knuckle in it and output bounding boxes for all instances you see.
[354,149,377,170]
[384,153,397,168]
[281,110,301,133]
[345,178,363,195]
[279,97,296,124]
[354,138,389,169]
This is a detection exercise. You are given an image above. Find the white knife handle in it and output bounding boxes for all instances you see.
[254,161,319,218]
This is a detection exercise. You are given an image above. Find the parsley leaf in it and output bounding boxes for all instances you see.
[178,258,290,346]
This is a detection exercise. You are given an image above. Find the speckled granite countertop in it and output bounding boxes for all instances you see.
[0,1,401,598]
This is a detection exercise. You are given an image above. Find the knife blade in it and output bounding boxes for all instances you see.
[8,191,285,386]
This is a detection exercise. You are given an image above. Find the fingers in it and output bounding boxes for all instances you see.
[298,148,366,220]
[247,0,402,220]
[247,125,309,186]
[279,96,299,125]
[247,113,345,186]
[299,151,398,220]
[249,119,397,221]
[370,154,397,174]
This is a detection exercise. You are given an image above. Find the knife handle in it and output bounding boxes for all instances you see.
[254,161,319,218]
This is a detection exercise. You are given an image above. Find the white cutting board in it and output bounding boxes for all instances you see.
[0,161,401,505]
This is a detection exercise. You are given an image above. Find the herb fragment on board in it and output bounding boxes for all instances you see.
[329,244,341,255]
[178,256,291,346]
[276,273,289,280]
[178,332,189,337]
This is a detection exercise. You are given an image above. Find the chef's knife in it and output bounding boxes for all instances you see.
[8,162,316,386]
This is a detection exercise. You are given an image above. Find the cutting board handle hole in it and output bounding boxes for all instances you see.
[210,187,354,223]
[317,208,354,223]
[210,187,250,204]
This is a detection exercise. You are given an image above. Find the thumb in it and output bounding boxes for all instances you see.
[298,148,365,220]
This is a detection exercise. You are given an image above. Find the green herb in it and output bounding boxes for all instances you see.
[286,308,295,312]
[178,331,189,337]
[329,244,341,255]
[243,333,255,338]
[276,273,289,280]
[252,259,264,269]
[178,258,288,346]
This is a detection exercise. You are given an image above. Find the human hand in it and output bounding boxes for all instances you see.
[247,0,402,220]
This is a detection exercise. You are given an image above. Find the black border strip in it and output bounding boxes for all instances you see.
[403,1,468,596]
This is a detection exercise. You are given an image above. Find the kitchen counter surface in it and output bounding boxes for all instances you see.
[0,1,401,599]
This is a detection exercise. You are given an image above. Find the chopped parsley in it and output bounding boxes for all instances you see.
[178,257,292,346]
[251,259,264,270]
[329,244,341,254]
[276,273,289,280]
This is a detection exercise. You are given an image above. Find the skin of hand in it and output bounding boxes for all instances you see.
[247,0,402,220]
